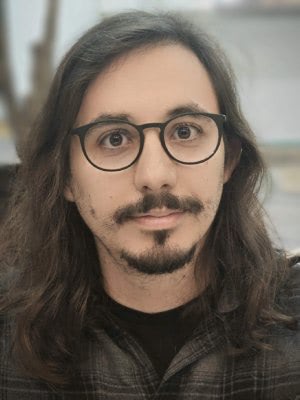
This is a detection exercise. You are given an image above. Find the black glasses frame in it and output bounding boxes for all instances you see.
[71,112,226,172]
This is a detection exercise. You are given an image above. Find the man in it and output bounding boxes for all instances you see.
[0,10,299,399]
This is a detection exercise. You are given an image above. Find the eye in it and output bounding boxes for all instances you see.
[173,124,203,140]
[99,129,131,148]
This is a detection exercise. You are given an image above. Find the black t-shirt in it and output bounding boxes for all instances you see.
[105,294,207,377]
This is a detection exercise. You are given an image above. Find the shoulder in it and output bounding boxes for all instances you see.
[236,262,300,399]
[279,260,300,317]
[0,313,17,392]
[286,257,300,286]
[0,266,18,369]
[0,312,14,357]
[267,261,300,385]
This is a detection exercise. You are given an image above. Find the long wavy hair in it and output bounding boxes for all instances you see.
[0,10,296,385]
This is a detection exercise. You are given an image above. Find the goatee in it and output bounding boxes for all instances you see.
[120,242,197,275]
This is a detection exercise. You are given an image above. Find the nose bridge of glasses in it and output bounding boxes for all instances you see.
[137,122,167,154]
[137,121,165,135]
[136,121,171,162]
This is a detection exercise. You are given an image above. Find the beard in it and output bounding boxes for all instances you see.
[120,233,197,275]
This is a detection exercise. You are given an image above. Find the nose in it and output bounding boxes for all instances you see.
[133,128,177,193]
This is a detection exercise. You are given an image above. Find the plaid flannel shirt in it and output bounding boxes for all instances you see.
[0,263,299,399]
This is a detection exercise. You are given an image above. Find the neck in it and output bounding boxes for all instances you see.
[98,249,207,313]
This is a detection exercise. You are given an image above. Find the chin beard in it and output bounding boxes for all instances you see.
[120,242,197,275]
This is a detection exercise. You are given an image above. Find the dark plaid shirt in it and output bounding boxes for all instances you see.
[0,264,299,399]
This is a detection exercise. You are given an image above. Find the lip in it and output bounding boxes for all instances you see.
[132,211,184,229]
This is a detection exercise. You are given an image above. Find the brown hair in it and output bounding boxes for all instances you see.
[0,10,296,385]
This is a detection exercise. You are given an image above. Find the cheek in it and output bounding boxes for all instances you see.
[186,156,225,199]
[67,139,133,231]
[71,168,130,222]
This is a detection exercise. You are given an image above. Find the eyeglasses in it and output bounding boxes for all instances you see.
[71,112,226,172]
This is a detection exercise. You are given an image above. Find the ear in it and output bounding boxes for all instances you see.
[223,138,242,184]
[64,184,75,202]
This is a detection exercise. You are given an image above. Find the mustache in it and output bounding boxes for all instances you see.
[114,192,203,225]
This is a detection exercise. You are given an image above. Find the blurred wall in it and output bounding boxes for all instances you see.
[185,8,300,144]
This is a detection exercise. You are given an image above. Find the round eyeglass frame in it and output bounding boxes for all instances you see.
[71,112,227,172]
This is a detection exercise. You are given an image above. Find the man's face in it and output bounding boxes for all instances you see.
[65,44,232,276]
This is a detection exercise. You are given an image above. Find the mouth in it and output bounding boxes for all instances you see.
[131,210,184,229]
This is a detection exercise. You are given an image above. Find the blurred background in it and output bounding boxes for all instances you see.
[0,0,299,251]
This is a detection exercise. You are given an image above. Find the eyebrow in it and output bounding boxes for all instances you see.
[166,104,209,119]
[86,103,210,126]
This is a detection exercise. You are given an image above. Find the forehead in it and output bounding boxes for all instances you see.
[76,44,219,125]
